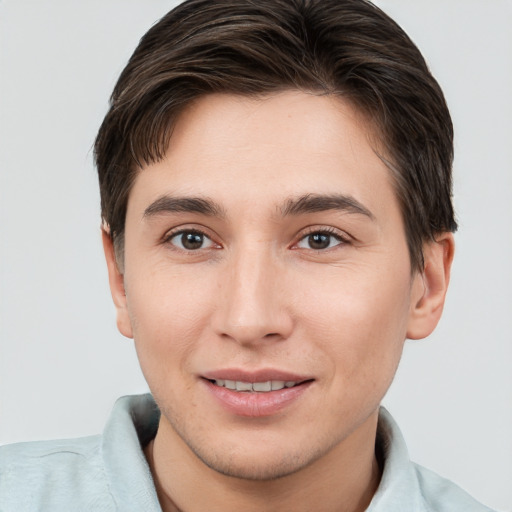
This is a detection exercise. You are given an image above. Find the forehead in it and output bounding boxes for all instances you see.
[127,91,397,222]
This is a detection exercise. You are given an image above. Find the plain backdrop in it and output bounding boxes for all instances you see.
[0,1,511,510]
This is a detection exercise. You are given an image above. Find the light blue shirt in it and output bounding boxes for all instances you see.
[0,394,495,511]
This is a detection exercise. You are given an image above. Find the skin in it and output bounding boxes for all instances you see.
[103,91,454,512]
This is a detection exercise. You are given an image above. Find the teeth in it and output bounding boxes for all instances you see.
[224,380,236,390]
[253,381,272,392]
[236,381,253,391]
[213,379,297,392]
[271,380,285,390]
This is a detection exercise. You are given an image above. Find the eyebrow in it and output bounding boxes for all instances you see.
[281,193,374,219]
[142,193,373,221]
[143,195,225,218]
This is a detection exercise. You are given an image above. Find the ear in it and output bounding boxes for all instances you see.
[406,232,455,340]
[101,227,133,339]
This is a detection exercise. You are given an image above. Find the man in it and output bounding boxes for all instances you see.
[0,0,497,510]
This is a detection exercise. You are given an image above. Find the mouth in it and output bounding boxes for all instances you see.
[207,379,302,392]
[201,371,314,417]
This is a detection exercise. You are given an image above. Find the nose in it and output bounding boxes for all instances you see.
[212,245,294,346]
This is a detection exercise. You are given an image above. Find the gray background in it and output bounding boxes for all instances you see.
[0,1,510,510]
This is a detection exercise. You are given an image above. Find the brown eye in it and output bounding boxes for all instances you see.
[297,231,345,250]
[308,233,330,249]
[169,230,214,250]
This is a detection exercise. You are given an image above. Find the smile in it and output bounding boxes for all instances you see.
[210,379,298,392]
[203,374,313,417]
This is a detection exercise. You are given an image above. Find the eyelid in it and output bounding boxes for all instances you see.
[292,226,352,250]
[162,225,222,249]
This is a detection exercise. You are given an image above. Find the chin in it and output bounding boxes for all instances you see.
[196,446,317,481]
[177,423,337,482]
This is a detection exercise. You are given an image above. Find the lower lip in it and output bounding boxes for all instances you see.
[203,379,313,417]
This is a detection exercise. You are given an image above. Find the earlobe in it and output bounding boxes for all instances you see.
[406,233,455,340]
[101,227,134,339]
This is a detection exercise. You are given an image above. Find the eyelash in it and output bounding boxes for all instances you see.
[163,228,219,251]
[294,226,350,251]
[163,226,350,252]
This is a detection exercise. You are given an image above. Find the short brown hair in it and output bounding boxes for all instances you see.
[95,0,457,270]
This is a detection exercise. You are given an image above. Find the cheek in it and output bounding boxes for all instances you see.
[296,264,412,378]
[124,264,217,374]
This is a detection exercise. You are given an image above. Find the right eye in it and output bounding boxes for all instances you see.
[167,230,216,251]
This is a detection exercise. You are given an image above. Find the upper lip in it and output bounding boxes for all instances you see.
[201,368,313,383]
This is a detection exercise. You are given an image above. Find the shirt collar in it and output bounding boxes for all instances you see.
[367,407,429,511]
[101,394,161,511]
[101,396,429,511]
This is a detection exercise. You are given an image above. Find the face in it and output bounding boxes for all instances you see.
[110,91,431,480]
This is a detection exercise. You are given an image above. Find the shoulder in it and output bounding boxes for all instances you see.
[371,408,496,512]
[412,463,496,512]
[0,395,160,512]
[0,435,116,511]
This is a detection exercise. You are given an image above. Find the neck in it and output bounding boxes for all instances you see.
[144,412,381,512]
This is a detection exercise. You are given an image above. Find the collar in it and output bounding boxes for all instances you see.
[101,394,161,511]
[100,395,487,512]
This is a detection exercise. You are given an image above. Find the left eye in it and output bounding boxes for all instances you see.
[168,230,215,251]
[296,232,345,250]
